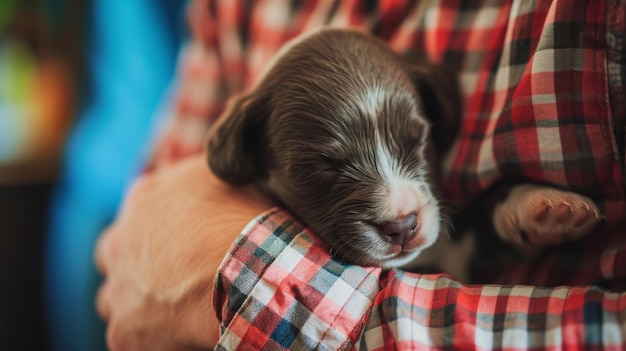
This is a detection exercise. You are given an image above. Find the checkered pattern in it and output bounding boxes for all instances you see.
[214,208,626,350]
[214,209,381,350]
[148,0,626,349]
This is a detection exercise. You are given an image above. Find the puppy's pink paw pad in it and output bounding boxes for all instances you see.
[531,201,551,222]
[552,203,573,223]
[572,205,593,226]
[493,185,602,246]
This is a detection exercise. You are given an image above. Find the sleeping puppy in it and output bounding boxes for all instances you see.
[207,28,460,269]
[207,28,603,274]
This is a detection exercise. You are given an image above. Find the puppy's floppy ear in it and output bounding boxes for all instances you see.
[207,92,269,185]
[403,58,462,154]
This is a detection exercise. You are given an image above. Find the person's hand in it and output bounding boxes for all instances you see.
[95,154,272,350]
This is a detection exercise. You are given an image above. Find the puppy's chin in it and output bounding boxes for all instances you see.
[380,204,442,269]
[331,230,438,269]
[323,200,442,269]
[379,249,427,269]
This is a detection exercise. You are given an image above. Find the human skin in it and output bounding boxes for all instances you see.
[95,154,273,350]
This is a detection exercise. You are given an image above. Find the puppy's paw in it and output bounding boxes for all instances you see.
[493,184,602,246]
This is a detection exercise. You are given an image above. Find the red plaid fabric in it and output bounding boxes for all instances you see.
[149,0,626,349]
[214,208,626,350]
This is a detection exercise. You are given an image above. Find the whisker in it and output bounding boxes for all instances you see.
[439,213,455,239]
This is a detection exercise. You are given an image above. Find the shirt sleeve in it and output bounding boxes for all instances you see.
[148,0,237,169]
[214,208,626,350]
[213,208,382,350]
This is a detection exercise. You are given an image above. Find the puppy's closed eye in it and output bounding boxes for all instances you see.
[315,155,343,179]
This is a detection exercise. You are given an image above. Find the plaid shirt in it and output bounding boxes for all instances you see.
[151,0,626,349]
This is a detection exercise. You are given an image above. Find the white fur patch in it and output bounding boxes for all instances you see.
[374,132,441,269]
[374,138,433,219]
[357,85,388,118]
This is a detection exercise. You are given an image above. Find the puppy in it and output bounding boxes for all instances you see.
[207,28,604,275]
[207,28,460,269]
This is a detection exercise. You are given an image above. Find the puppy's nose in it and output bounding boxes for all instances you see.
[381,214,418,245]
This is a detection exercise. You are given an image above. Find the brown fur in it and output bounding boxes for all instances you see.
[207,28,461,268]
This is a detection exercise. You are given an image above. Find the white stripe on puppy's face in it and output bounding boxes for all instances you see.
[362,88,441,267]
[360,84,432,216]
[375,138,439,221]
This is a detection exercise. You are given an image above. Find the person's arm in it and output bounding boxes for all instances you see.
[94,154,272,350]
[214,208,626,350]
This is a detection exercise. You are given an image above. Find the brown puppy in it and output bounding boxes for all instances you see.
[207,28,603,275]
[208,28,460,269]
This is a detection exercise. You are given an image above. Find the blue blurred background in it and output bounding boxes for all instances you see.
[0,1,186,349]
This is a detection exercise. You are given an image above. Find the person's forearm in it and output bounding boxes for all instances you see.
[95,155,272,350]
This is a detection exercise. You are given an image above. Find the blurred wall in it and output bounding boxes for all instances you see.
[0,1,186,350]
[45,1,186,350]
[1,1,85,350]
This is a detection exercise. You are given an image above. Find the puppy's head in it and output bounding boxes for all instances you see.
[208,29,461,268]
